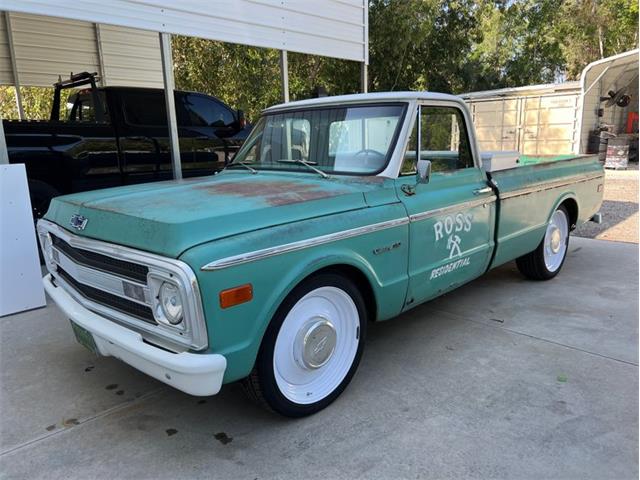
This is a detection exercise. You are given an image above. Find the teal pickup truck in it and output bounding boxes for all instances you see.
[38,92,604,417]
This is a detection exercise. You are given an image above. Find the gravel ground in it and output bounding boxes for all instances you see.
[573,163,639,243]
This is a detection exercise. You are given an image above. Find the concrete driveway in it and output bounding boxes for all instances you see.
[1,236,637,479]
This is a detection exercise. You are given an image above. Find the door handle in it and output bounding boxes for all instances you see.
[473,187,493,195]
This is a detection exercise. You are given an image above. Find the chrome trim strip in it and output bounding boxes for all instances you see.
[201,217,410,271]
[409,195,497,223]
[499,172,604,200]
[37,219,208,351]
[200,171,600,272]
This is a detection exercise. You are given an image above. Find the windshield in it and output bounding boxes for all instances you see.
[229,103,406,175]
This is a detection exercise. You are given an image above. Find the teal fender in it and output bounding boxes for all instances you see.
[179,203,410,383]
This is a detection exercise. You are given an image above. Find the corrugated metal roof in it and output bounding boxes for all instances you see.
[3,0,368,62]
[99,24,163,88]
[0,11,163,87]
[8,12,100,86]
[0,13,14,84]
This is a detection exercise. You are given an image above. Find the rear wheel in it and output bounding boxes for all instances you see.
[242,273,366,417]
[516,205,570,280]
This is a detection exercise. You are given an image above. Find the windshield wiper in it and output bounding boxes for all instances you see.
[276,159,329,178]
[227,160,257,174]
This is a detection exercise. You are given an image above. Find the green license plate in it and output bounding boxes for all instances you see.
[70,320,98,355]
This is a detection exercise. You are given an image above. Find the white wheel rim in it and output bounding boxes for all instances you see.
[273,286,360,405]
[544,209,569,272]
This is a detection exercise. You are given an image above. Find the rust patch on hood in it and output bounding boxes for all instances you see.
[196,180,349,206]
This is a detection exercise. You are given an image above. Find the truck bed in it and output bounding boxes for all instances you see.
[488,154,604,268]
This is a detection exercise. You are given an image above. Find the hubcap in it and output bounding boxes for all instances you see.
[543,209,569,272]
[273,286,360,405]
[299,319,337,369]
[549,227,562,253]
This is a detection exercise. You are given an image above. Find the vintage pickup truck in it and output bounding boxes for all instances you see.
[37,92,604,417]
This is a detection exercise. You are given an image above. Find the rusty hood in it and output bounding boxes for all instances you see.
[45,171,391,257]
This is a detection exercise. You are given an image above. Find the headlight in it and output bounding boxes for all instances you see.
[159,282,183,325]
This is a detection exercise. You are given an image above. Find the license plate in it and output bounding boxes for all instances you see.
[70,320,98,355]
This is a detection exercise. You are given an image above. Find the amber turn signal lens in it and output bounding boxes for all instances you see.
[219,284,253,309]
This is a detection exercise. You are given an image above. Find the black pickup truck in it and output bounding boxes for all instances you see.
[4,72,250,218]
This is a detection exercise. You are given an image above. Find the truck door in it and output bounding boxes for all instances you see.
[396,103,496,307]
[118,90,195,183]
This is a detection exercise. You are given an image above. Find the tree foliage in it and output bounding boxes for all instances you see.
[1,0,637,120]
[554,0,639,79]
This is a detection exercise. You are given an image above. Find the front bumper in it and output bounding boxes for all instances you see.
[43,274,226,396]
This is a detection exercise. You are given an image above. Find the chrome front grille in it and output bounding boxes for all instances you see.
[37,219,209,352]
[51,233,149,283]
[56,267,155,323]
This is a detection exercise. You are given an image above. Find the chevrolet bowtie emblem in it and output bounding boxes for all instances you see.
[70,214,88,231]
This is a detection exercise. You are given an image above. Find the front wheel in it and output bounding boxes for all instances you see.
[242,273,366,417]
[516,205,570,280]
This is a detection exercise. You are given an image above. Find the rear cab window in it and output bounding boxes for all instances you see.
[68,91,109,123]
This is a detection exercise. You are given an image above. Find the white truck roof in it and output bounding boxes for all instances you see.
[264,91,465,113]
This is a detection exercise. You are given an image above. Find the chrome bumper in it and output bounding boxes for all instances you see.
[44,274,226,396]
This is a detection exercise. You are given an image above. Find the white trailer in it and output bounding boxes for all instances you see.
[461,49,639,157]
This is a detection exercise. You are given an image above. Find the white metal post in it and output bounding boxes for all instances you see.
[360,62,368,93]
[95,23,107,86]
[0,113,8,164]
[362,0,369,94]
[159,32,182,180]
[280,50,289,103]
[5,12,24,120]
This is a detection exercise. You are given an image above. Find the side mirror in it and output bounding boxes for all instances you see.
[236,109,247,129]
[417,159,431,184]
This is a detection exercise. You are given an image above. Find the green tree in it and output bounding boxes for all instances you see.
[554,0,639,79]
[466,0,565,90]
[172,37,282,121]
[0,86,62,120]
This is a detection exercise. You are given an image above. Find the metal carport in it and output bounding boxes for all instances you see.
[577,49,639,154]
[0,0,370,178]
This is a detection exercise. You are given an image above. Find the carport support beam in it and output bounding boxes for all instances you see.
[0,115,8,164]
[159,32,182,180]
[361,62,368,93]
[280,50,289,103]
[5,12,25,120]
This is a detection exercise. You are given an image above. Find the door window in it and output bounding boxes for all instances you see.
[421,106,473,172]
[401,106,473,175]
[121,91,167,126]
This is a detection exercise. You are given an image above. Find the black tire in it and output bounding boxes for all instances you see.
[242,273,367,417]
[516,205,570,281]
